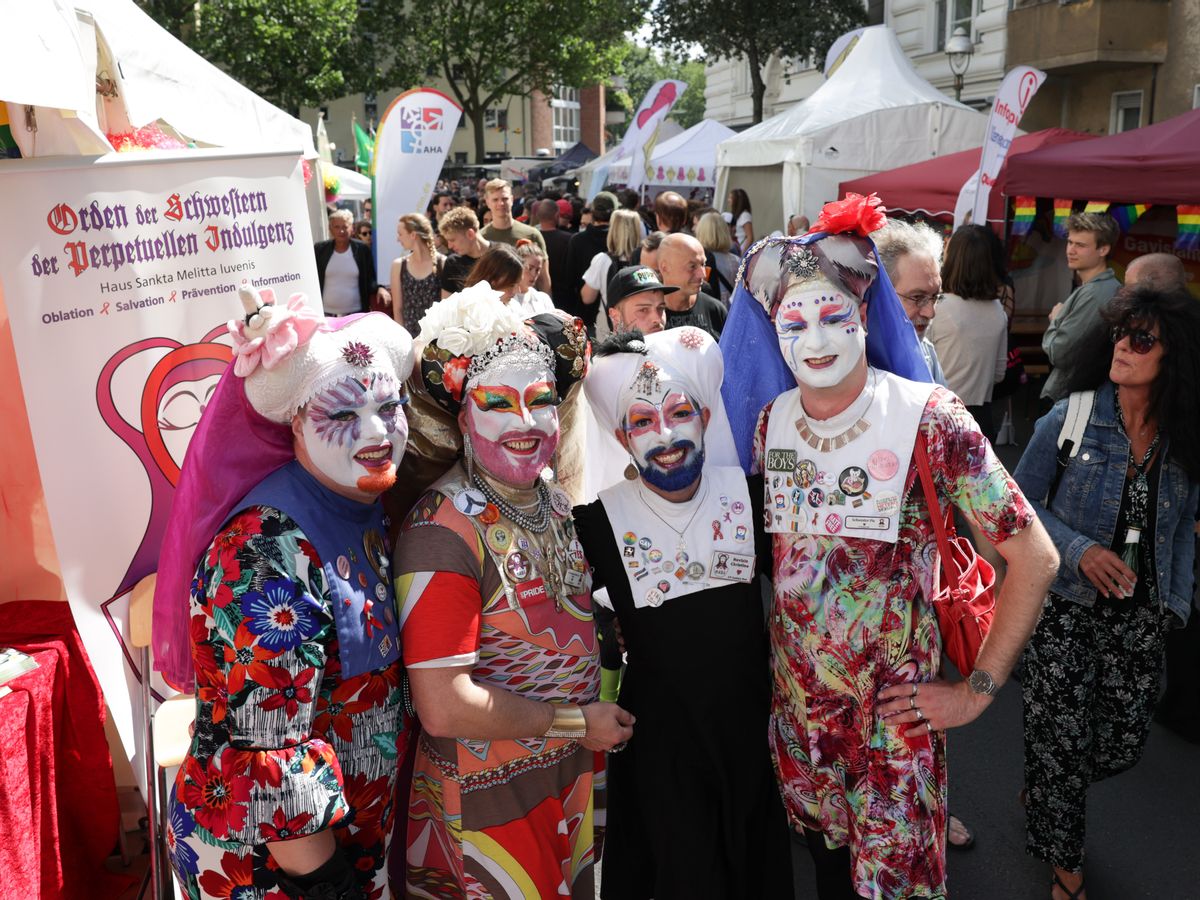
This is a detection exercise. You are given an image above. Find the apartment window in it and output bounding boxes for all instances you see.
[483,108,508,130]
[454,151,468,164]
[551,86,581,151]
[1110,91,1143,134]
[934,0,977,51]
[734,60,752,95]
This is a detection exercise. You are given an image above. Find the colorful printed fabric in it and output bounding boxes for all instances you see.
[1011,196,1037,237]
[752,387,1034,899]
[167,506,405,900]
[1052,199,1073,238]
[1176,205,1200,251]
[393,470,600,899]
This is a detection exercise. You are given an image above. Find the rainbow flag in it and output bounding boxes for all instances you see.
[1176,205,1200,251]
[1083,200,1110,214]
[1052,198,1073,238]
[1011,196,1037,237]
[1110,203,1147,232]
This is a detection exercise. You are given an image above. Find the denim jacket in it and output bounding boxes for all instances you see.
[1013,381,1197,624]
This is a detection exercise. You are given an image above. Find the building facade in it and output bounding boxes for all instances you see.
[1007,0,1200,135]
[303,82,605,168]
[704,0,1011,127]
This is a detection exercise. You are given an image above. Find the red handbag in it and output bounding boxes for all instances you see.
[912,432,996,676]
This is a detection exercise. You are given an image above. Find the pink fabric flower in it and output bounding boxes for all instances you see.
[229,292,321,376]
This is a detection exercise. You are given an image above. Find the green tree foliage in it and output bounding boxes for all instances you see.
[136,0,422,113]
[191,0,359,114]
[408,0,647,162]
[610,45,706,140]
[649,0,865,123]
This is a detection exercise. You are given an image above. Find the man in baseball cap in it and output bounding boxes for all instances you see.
[606,265,677,335]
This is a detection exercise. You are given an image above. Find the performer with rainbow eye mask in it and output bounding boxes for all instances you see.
[572,327,793,899]
[719,194,1058,900]
[391,282,631,899]
[151,287,416,900]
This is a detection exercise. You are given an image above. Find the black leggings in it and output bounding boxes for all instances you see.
[804,829,859,900]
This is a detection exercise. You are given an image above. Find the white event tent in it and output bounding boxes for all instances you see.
[570,119,685,198]
[0,0,316,158]
[715,25,988,230]
[607,118,736,190]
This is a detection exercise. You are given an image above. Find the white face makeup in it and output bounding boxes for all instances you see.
[774,277,866,389]
[300,372,408,496]
[622,376,706,493]
[463,358,559,485]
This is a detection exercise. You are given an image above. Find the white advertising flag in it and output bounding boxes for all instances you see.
[0,149,319,764]
[373,88,463,279]
[966,65,1046,227]
[617,79,687,193]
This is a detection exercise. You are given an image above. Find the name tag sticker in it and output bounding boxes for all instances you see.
[845,515,890,531]
[766,448,798,472]
[709,551,756,583]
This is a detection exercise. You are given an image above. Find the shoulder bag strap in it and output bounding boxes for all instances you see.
[913,431,957,593]
[1047,389,1095,506]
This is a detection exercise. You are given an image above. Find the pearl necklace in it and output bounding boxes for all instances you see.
[471,471,552,533]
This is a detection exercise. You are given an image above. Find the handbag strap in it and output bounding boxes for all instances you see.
[912,430,958,593]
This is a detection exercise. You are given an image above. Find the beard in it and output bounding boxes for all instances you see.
[638,439,705,493]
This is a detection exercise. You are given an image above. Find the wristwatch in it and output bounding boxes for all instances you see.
[967,669,999,696]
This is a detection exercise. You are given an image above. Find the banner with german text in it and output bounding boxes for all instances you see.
[0,149,319,766]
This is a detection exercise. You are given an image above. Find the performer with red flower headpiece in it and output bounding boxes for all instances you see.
[719,194,1059,899]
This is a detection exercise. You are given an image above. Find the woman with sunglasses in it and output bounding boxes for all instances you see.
[1013,285,1200,900]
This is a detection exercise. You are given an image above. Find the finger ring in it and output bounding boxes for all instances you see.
[916,708,924,721]
[909,697,916,710]
[911,684,918,697]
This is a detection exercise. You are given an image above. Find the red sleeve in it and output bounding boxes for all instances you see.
[398,571,483,667]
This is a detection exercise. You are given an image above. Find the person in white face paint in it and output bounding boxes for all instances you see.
[719,194,1059,900]
[573,327,793,899]
[391,282,632,899]
[152,287,415,900]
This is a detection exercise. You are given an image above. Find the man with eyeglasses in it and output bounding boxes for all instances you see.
[873,220,948,388]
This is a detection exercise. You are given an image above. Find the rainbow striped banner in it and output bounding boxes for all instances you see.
[1011,196,1037,237]
[1052,199,1073,238]
[1110,203,1148,232]
[1083,200,1110,214]
[1176,205,1200,251]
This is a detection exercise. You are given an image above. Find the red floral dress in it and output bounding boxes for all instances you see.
[754,389,1033,899]
[167,506,404,900]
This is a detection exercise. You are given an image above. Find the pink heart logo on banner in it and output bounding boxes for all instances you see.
[637,83,678,129]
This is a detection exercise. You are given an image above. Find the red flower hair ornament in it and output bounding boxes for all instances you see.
[809,192,887,237]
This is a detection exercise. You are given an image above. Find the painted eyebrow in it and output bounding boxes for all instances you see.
[819,302,852,320]
[470,385,521,406]
[522,381,555,404]
[780,307,808,322]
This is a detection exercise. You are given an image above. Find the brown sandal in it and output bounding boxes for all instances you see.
[1052,870,1086,900]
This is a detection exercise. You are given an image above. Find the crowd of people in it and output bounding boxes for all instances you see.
[149,186,1200,900]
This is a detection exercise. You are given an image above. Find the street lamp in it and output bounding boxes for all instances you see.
[945,26,974,102]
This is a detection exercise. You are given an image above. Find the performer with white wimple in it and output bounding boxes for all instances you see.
[719,194,1058,900]
[391,283,632,899]
[153,288,415,900]
[573,326,793,899]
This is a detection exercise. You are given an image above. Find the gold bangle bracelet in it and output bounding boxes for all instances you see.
[544,704,587,739]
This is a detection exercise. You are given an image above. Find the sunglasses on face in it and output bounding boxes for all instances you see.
[1110,324,1160,354]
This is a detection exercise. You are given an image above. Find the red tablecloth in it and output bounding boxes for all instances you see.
[0,601,134,900]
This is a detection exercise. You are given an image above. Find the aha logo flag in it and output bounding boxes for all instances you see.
[374,88,463,274]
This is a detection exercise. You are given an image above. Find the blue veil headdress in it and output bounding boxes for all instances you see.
[719,197,931,472]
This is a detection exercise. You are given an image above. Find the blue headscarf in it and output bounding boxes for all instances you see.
[719,230,931,472]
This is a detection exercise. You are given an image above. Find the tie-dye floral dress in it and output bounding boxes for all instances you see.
[753,388,1033,899]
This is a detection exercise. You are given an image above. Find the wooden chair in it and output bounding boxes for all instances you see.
[128,574,194,900]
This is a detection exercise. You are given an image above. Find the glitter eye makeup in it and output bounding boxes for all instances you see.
[774,283,866,388]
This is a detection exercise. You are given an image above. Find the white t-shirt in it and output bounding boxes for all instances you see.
[583,253,616,341]
[510,288,554,317]
[322,247,361,315]
[734,211,753,248]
